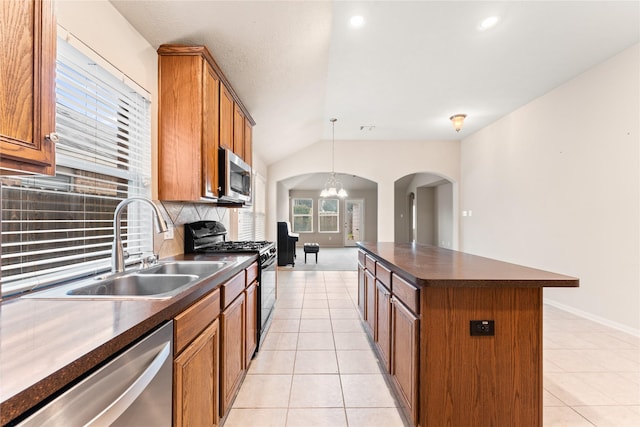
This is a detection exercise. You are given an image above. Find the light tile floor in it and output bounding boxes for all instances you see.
[225,270,640,427]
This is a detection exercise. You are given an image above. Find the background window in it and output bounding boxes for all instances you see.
[318,198,339,232]
[292,198,313,232]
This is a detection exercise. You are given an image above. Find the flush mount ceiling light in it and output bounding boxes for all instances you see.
[321,118,348,198]
[449,114,467,132]
[350,15,365,27]
[478,16,499,31]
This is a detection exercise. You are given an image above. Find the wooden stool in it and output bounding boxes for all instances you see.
[303,243,320,263]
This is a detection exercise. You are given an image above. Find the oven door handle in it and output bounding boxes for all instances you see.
[261,255,276,269]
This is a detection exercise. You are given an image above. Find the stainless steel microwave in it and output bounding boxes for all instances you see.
[218,148,251,203]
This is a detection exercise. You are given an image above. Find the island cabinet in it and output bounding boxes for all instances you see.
[357,243,579,427]
[173,288,221,427]
[1,0,57,176]
[157,44,255,201]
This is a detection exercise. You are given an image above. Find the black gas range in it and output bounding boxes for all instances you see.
[184,221,276,352]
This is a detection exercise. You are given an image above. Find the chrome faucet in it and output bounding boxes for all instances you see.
[112,197,169,273]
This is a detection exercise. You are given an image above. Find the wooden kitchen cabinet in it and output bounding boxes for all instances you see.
[174,319,220,427]
[357,262,366,318]
[375,280,392,371]
[220,291,245,417]
[243,118,253,166]
[391,296,419,426]
[1,0,56,176]
[219,84,234,152]
[173,288,221,427]
[364,269,376,336]
[233,103,245,159]
[245,281,258,364]
[158,50,219,200]
[157,44,255,202]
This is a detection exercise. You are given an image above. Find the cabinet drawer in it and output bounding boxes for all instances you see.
[392,274,420,314]
[246,261,258,285]
[376,263,392,290]
[365,254,376,272]
[358,250,366,266]
[222,270,246,308]
[174,288,221,354]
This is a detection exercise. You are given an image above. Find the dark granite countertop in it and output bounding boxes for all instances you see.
[0,253,256,425]
[357,242,579,288]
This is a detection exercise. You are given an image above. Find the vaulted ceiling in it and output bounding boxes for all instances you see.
[110,1,639,165]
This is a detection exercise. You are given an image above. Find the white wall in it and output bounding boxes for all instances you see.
[267,139,460,242]
[56,0,159,196]
[461,44,640,333]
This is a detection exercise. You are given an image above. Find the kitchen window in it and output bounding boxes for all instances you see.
[292,198,313,233]
[0,32,151,297]
[318,198,339,232]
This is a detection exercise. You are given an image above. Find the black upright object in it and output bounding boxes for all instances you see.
[277,221,298,266]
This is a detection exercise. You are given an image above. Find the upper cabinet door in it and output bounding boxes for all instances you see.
[233,103,245,159]
[243,118,252,167]
[219,84,234,152]
[0,0,56,175]
[203,63,220,198]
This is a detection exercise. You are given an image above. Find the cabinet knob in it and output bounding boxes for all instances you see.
[45,132,60,143]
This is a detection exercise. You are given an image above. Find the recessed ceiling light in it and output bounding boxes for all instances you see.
[350,15,365,28]
[478,16,499,31]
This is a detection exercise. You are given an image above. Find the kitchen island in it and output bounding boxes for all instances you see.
[357,242,579,427]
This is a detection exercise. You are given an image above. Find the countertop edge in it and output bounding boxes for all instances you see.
[358,242,579,288]
[0,254,256,425]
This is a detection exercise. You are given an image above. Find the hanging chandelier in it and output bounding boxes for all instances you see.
[320,118,348,198]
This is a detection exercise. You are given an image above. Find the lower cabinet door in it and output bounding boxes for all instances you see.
[391,297,419,425]
[245,281,258,364]
[357,264,366,318]
[174,319,220,427]
[221,293,246,417]
[365,269,376,336]
[375,281,392,371]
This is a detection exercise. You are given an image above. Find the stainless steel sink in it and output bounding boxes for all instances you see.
[141,261,228,277]
[23,261,230,300]
[68,274,198,297]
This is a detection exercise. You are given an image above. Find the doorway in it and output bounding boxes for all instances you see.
[344,199,364,246]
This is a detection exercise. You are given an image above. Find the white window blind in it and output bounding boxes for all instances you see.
[253,172,266,240]
[0,36,152,296]
[238,207,254,241]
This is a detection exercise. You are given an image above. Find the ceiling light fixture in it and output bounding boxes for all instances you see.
[449,114,467,132]
[478,16,499,31]
[320,118,348,198]
[350,15,365,27]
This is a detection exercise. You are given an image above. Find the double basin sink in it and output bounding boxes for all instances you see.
[25,261,229,300]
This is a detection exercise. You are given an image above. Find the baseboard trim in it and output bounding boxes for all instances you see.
[544,298,640,337]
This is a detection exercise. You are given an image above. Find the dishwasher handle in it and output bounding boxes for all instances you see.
[86,341,171,426]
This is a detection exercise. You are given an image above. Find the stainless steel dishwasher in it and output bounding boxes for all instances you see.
[18,321,173,426]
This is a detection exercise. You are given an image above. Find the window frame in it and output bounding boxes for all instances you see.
[318,198,340,233]
[291,198,314,233]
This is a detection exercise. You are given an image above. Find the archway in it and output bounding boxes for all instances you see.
[394,173,455,248]
[277,173,378,247]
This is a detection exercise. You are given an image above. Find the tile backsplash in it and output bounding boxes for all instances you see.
[154,202,232,258]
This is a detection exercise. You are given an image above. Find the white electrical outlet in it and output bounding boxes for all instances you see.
[164,226,174,240]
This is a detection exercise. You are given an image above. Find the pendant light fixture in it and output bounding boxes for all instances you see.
[320,118,348,198]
